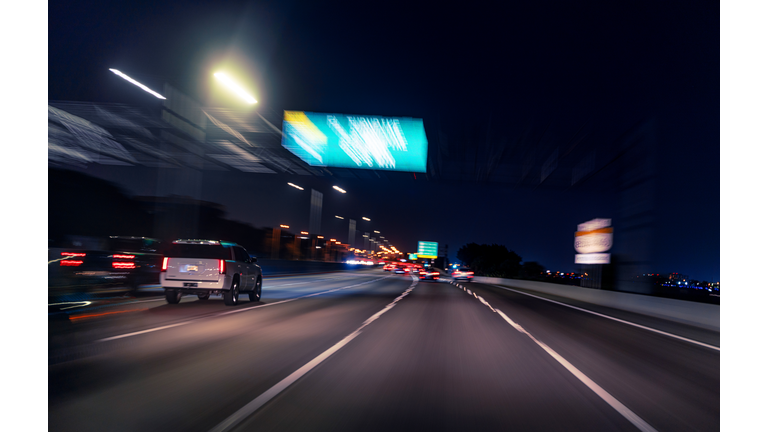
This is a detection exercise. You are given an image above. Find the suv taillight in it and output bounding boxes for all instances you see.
[219,259,226,274]
[161,257,168,271]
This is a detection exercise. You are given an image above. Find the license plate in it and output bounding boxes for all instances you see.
[183,265,198,272]
[183,283,198,287]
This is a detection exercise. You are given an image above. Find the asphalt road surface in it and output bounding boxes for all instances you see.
[48,269,719,431]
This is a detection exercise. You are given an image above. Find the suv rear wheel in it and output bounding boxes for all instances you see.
[224,278,240,306]
[197,293,210,300]
[165,289,182,304]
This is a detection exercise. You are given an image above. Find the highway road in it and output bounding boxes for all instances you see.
[48,269,719,431]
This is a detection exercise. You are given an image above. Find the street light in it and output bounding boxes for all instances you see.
[335,215,344,219]
[362,217,371,221]
[213,72,257,104]
[109,69,166,99]
[333,186,347,193]
[287,182,304,190]
[374,230,380,234]
[280,224,290,229]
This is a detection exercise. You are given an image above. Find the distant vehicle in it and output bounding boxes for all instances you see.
[452,268,474,282]
[383,264,396,271]
[394,266,407,274]
[419,268,440,281]
[160,240,262,306]
[54,236,163,294]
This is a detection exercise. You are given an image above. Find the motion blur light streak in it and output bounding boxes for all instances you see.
[213,72,257,104]
[60,260,83,266]
[287,182,304,190]
[69,308,148,321]
[112,262,136,269]
[333,186,347,193]
[48,301,92,310]
[108,69,166,99]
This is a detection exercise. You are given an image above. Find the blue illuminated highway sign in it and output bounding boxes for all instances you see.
[282,111,428,172]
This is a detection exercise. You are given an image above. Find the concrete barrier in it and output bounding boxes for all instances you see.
[473,276,720,332]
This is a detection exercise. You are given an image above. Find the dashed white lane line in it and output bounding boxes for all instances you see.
[453,283,658,432]
[496,310,657,432]
[208,276,421,432]
[97,276,393,342]
[491,285,719,351]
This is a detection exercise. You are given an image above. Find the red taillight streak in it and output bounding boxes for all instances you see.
[112,262,135,269]
[60,260,83,266]
[61,252,86,257]
[161,257,168,271]
[219,260,226,274]
[112,254,135,259]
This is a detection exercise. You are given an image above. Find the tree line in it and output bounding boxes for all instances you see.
[456,242,545,279]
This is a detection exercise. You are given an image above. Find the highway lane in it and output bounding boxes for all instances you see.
[49,270,389,361]
[456,280,720,432]
[48,270,719,431]
[49,270,413,431]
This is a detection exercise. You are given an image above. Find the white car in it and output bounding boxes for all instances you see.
[452,268,474,282]
[160,240,263,305]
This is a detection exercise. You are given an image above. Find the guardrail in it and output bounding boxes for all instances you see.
[472,276,720,332]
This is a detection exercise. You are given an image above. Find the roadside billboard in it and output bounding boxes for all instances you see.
[574,218,613,264]
[282,111,428,172]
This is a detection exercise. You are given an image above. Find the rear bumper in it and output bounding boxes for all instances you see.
[160,273,231,290]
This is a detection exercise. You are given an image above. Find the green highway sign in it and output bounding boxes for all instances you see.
[417,241,438,259]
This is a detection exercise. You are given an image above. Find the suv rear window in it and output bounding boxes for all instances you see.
[165,244,232,260]
[108,238,159,252]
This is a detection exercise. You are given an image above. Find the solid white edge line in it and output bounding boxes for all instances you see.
[495,310,657,432]
[208,278,420,432]
[97,276,391,342]
[492,285,719,351]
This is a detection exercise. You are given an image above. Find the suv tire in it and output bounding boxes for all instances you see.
[224,278,240,306]
[249,277,262,302]
[165,289,182,304]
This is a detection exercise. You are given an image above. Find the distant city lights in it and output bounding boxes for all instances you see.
[280,224,290,229]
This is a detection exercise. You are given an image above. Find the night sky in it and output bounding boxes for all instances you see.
[48,0,720,280]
